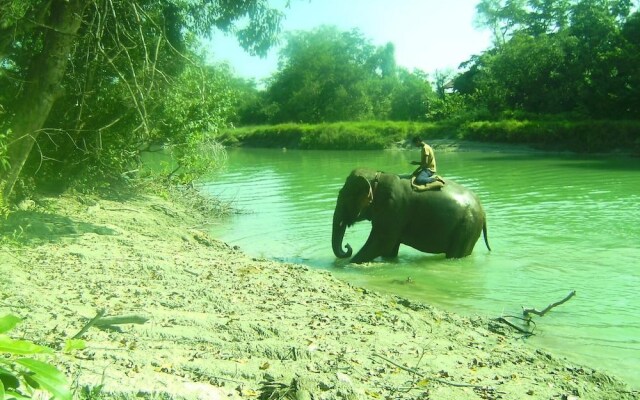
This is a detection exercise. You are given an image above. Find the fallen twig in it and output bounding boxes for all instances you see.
[151,204,178,217]
[493,316,535,336]
[493,291,576,336]
[372,353,495,391]
[523,290,576,319]
[93,314,150,328]
[72,309,106,339]
[2,248,28,263]
[72,310,149,338]
[102,207,141,213]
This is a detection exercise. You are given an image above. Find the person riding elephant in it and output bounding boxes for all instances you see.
[332,168,490,264]
[411,136,439,185]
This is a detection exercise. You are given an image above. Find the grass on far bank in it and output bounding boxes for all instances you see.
[219,119,640,154]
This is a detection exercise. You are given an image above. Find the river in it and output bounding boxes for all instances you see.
[199,147,640,388]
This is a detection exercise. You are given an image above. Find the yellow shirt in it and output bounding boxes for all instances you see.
[420,143,436,173]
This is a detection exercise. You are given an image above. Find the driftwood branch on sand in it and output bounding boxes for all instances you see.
[73,309,149,339]
[493,290,576,336]
[372,352,499,395]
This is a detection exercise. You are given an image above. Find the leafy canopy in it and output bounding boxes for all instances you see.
[243,26,435,124]
[0,0,285,198]
[460,0,640,119]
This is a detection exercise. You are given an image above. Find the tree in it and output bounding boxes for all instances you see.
[566,0,634,117]
[389,69,434,121]
[475,0,528,46]
[475,0,572,43]
[1,0,87,200]
[255,26,435,124]
[618,11,640,117]
[0,0,284,202]
[463,0,638,119]
[263,26,380,123]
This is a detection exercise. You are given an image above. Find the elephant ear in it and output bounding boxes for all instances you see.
[353,175,373,213]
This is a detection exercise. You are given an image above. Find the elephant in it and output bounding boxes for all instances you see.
[332,168,491,263]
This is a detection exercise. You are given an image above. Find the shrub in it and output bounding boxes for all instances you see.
[0,315,72,400]
[460,119,640,153]
[219,121,455,150]
[220,120,640,154]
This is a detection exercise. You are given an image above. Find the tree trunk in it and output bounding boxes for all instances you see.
[1,0,86,202]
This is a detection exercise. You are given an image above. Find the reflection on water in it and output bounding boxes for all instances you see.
[200,147,640,388]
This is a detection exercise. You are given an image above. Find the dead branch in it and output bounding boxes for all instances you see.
[72,308,106,339]
[523,290,576,319]
[372,353,495,391]
[93,314,149,328]
[492,291,576,336]
[72,309,149,338]
[493,316,535,336]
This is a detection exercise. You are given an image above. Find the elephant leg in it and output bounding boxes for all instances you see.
[446,236,471,259]
[445,220,479,259]
[447,245,474,259]
[352,225,401,263]
[382,242,401,258]
[350,236,380,263]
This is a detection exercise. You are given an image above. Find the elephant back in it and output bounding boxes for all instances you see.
[407,178,485,217]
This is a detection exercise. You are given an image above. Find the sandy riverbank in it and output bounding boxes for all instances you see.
[0,191,637,399]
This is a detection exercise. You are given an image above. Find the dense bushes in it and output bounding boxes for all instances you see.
[0,314,73,400]
[0,0,285,203]
[221,119,640,154]
[460,120,640,153]
[459,3,640,120]
[220,121,455,150]
[253,27,435,125]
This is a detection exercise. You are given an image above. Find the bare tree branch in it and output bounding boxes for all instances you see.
[523,290,576,319]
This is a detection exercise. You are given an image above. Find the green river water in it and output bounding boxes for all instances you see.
[200,147,640,388]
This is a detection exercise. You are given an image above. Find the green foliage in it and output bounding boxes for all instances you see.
[426,93,488,123]
[251,26,435,124]
[0,0,284,199]
[17,46,237,190]
[223,119,640,154]
[153,60,233,184]
[300,124,386,150]
[0,315,72,400]
[0,129,8,216]
[460,119,640,152]
[0,110,9,170]
[221,121,451,150]
[466,1,640,120]
[62,339,86,355]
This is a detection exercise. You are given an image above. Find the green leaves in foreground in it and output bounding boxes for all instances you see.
[0,315,72,400]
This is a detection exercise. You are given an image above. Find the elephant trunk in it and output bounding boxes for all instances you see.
[332,212,353,258]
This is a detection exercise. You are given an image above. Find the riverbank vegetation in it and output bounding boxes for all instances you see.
[226,0,640,153]
[0,0,284,205]
[221,119,640,153]
[2,1,639,205]
[239,1,640,125]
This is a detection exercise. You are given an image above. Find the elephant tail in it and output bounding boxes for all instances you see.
[482,220,492,252]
